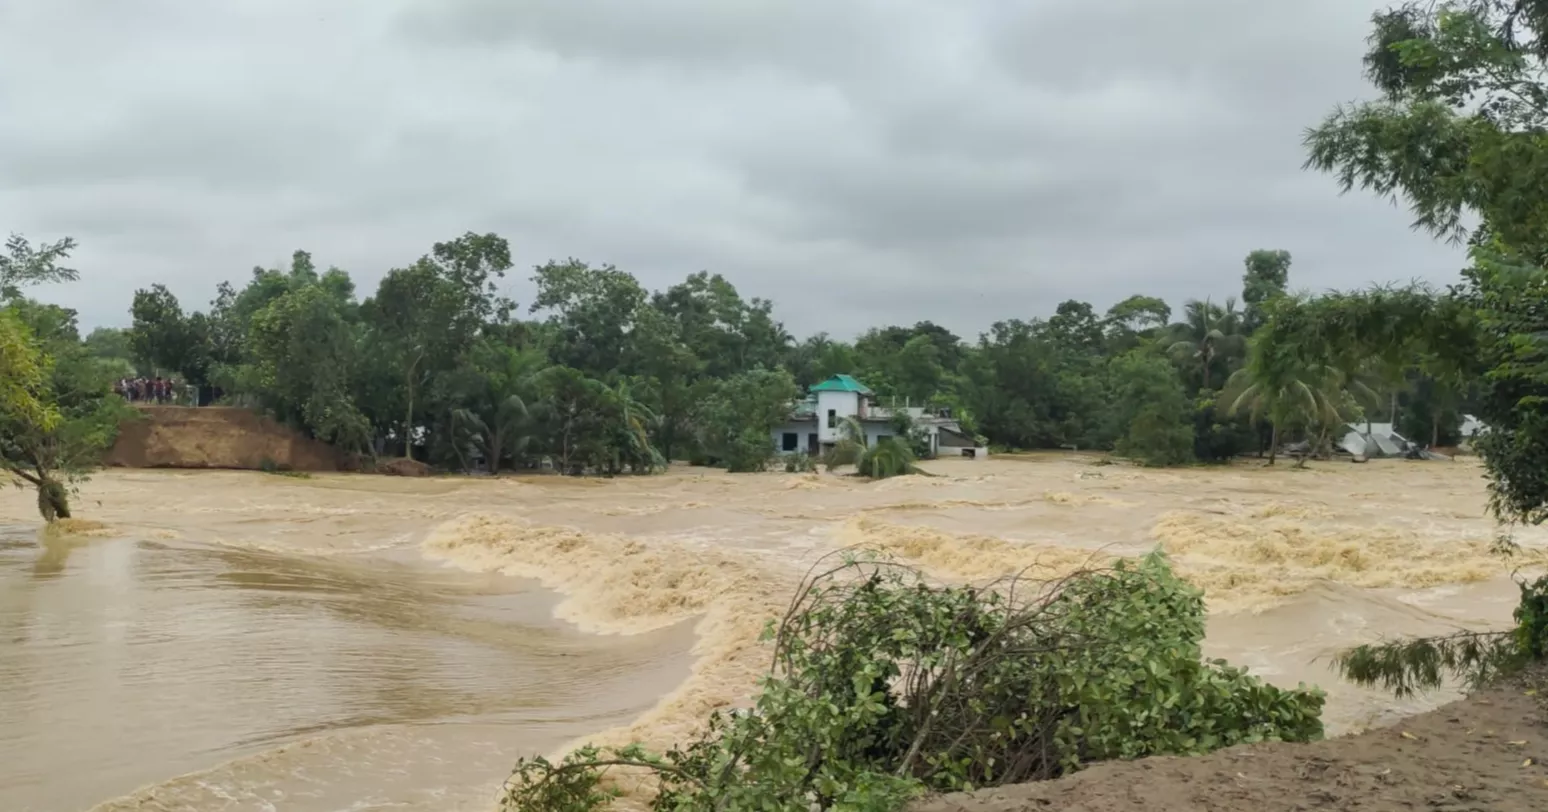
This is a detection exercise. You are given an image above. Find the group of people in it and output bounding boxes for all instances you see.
[114,376,187,405]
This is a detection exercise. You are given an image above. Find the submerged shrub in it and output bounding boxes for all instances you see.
[783,452,816,473]
[505,550,1324,811]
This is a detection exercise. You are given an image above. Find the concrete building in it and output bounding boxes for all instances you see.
[769,374,987,460]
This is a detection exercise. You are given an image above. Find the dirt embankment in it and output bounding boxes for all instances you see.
[105,406,347,471]
[909,678,1548,812]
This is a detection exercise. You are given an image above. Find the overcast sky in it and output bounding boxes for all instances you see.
[0,0,1465,339]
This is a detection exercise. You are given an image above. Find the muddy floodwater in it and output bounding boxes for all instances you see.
[0,456,1541,811]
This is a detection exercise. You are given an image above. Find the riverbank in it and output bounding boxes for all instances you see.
[909,671,1548,811]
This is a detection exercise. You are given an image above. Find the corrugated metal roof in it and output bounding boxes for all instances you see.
[809,374,873,394]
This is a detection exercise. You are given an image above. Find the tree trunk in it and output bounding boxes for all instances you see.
[1267,423,1278,465]
[37,477,71,522]
[402,353,423,460]
[489,428,504,474]
[403,375,415,460]
[1432,415,1440,449]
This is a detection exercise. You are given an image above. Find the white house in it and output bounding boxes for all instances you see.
[769,374,988,460]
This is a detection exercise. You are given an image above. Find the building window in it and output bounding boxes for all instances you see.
[826,409,836,428]
[781,432,798,452]
[876,434,891,444]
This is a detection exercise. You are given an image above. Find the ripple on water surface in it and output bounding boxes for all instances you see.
[0,525,692,812]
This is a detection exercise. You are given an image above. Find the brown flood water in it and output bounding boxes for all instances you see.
[0,456,1542,811]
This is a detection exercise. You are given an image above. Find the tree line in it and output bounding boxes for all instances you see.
[0,230,1495,518]
[4,1,1546,535]
[16,235,1481,456]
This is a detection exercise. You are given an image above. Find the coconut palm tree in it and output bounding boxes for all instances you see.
[1220,352,1374,466]
[1166,298,1247,392]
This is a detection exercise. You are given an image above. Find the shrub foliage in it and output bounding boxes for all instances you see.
[503,550,1325,811]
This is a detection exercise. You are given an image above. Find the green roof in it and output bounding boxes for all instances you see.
[809,374,873,394]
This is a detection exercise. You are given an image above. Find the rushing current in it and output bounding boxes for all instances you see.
[0,526,690,812]
[0,457,1536,810]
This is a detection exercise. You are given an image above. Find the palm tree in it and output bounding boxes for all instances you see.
[1166,298,1246,391]
[1220,355,1373,466]
[607,378,663,473]
[823,415,923,479]
[451,393,529,473]
[450,344,545,473]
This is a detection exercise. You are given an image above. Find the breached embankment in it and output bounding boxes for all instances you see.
[105,405,349,471]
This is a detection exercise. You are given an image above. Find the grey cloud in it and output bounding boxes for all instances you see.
[0,0,1465,339]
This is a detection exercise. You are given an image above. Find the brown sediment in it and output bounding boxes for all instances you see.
[104,405,349,471]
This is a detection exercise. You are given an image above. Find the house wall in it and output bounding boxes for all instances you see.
[862,422,899,449]
[771,421,820,456]
[815,390,862,443]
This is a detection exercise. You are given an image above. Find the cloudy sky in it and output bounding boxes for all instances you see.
[0,0,1465,339]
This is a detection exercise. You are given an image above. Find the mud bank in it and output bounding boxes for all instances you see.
[908,675,1548,812]
[105,406,347,471]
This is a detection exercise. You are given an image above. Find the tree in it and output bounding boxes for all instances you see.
[0,233,79,301]
[1220,336,1355,466]
[1299,0,1547,514]
[653,271,792,379]
[1042,300,1106,354]
[1108,351,1195,466]
[822,415,924,479]
[1305,2,1548,260]
[365,233,513,457]
[1165,298,1245,392]
[1,301,132,520]
[1465,246,1548,522]
[960,319,1107,450]
[82,327,140,378]
[129,284,211,382]
[892,334,946,404]
[450,341,546,472]
[0,308,67,520]
[1286,0,1548,700]
[590,378,662,475]
[531,259,647,377]
[243,282,371,452]
[627,305,703,461]
[528,366,662,475]
[0,310,56,443]
[1104,294,1172,352]
[1241,250,1291,332]
[694,368,800,472]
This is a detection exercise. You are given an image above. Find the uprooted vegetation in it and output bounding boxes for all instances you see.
[504,550,1326,811]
